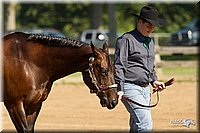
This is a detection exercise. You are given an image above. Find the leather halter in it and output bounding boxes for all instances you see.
[85,57,117,95]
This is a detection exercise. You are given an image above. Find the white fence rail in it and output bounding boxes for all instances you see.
[159,46,199,55]
[109,33,198,55]
[109,46,199,55]
[150,33,170,46]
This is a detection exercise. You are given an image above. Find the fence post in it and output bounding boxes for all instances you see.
[153,33,163,77]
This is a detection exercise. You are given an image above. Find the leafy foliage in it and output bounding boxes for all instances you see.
[3,2,199,38]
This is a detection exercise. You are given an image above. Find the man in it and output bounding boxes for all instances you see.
[114,6,166,132]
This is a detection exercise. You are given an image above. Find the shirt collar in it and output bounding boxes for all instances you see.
[130,28,151,44]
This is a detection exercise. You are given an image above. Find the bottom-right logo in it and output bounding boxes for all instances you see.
[171,118,195,128]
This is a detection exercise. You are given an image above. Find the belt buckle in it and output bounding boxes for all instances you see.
[140,83,148,87]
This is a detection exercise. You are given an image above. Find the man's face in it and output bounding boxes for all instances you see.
[137,19,155,36]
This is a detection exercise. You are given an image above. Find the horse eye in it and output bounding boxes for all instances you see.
[101,68,108,76]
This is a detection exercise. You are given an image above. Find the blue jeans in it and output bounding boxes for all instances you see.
[122,83,152,132]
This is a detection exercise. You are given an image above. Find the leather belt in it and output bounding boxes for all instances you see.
[125,80,149,87]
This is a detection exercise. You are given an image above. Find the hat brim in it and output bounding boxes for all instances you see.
[131,13,165,27]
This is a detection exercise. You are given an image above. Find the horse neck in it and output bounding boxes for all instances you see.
[32,45,93,82]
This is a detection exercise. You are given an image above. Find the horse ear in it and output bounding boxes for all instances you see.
[90,41,101,57]
[90,41,95,54]
[103,42,109,54]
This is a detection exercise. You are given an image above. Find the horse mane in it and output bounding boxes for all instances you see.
[27,34,87,47]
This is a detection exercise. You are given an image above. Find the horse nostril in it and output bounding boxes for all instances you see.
[106,98,118,109]
[111,98,118,107]
[100,97,108,107]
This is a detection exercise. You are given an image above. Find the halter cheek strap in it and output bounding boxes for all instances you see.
[85,65,100,93]
[84,57,117,95]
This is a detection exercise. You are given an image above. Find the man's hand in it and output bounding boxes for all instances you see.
[117,91,124,100]
[152,78,175,94]
[152,80,166,93]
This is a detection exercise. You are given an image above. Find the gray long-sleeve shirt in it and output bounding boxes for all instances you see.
[114,29,157,92]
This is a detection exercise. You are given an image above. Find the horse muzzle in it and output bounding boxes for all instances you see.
[97,88,118,110]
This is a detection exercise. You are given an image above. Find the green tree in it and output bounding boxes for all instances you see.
[153,3,199,32]
[3,2,199,37]
[15,3,90,37]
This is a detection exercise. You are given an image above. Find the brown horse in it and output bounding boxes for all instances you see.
[3,32,118,133]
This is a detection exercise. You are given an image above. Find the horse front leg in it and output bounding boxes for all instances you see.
[4,100,29,133]
[25,102,43,132]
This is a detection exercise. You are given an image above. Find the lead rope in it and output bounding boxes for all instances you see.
[121,91,159,108]
[121,78,175,108]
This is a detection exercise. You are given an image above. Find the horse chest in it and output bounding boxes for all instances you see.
[27,81,52,104]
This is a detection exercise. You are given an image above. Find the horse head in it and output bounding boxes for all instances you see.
[82,42,118,109]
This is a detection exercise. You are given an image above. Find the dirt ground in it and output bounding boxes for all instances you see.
[1,70,198,132]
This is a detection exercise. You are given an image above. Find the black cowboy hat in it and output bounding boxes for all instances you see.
[131,6,165,27]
